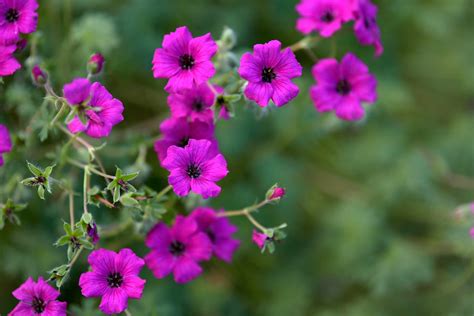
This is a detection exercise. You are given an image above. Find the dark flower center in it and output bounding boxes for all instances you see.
[216,95,226,105]
[169,240,186,256]
[32,296,46,314]
[193,101,204,112]
[6,8,19,23]
[206,228,216,243]
[262,67,276,83]
[107,272,123,288]
[364,17,376,29]
[321,11,334,23]
[186,164,201,179]
[179,54,195,70]
[336,79,351,95]
[177,137,189,147]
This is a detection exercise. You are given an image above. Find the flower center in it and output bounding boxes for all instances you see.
[179,54,195,70]
[6,8,19,23]
[32,296,46,314]
[107,272,123,288]
[262,67,276,83]
[169,240,186,256]
[216,96,226,105]
[336,79,351,95]
[206,228,216,243]
[321,11,334,23]
[186,164,201,179]
[193,101,204,112]
[177,137,189,147]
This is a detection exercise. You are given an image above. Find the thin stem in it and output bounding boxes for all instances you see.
[83,167,90,214]
[289,35,319,52]
[245,211,267,232]
[68,246,84,268]
[124,309,132,316]
[156,185,172,201]
[219,199,269,217]
[49,101,68,127]
[68,190,75,227]
[56,124,95,158]
[68,159,114,180]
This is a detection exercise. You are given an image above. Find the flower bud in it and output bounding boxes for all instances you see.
[87,53,105,75]
[266,184,286,201]
[220,26,236,50]
[16,38,28,51]
[87,222,100,244]
[31,65,48,86]
[252,230,267,249]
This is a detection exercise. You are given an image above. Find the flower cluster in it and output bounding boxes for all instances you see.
[294,0,382,120]
[145,207,239,283]
[0,0,39,77]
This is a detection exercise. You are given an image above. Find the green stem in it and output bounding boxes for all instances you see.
[69,190,75,227]
[83,166,90,214]
[156,185,172,201]
[68,159,114,180]
[219,199,269,217]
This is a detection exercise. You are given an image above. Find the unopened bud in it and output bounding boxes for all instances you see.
[87,53,105,75]
[266,184,286,201]
[31,65,48,86]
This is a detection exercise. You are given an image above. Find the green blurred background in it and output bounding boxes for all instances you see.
[1,0,474,315]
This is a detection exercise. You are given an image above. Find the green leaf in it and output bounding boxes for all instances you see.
[55,235,71,247]
[122,171,139,182]
[113,186,120,203]
[120,194,139,207]
[81,213,92,224]
[43,164,56,177]
[26,161,43,176]
[37,186,45,200]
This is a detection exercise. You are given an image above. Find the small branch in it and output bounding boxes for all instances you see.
[56,124,95,158]
[68,246,84,268]
[156,185,172,201]
[68,190,75,227]
[83,166,90,214]
[244,211,267,232]
[219,199,269,217]
[124,309,132,316]
[68,159,114,180]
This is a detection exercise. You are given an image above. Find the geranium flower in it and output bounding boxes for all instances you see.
[154,117,217,164]
[162,139,228,199]
[0,123,12,167]
[152,26,217,92]
[63,78,124,138]
[353,0,383,56]
[145,215,213,283]
[79,248,146,315]
[238,40,302,107]
[168,82,215,123]
[0,0,39,42]
[190,207,240,262]
[9,277,67,315]
[310,52,377,120]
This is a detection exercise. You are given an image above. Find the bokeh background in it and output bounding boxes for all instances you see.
[1,0,474,315]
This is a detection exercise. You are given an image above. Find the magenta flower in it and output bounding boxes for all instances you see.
[145,215,212,283]
[0,0,39,43]
[63,78,124,138]
[190,207,240,262]
[9,277,67,316]
[162,139,228,199]
[470,227,474,239]
[0,124,12,167]
[296,0,353,37]
[79,248,146,315]
[238,40,302,107]
[252,230,267,249]
[214,85,231,120]
[310,52,377,121]
[154,117,217,164]
[152,26,217,92]
[0,44,20,76]
[168,82,215,123]
[353,0,383,56]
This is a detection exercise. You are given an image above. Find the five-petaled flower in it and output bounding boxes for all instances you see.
[79,248,146,315]
[168,82,215,123]
[0,124,12,167]
[9,276,67,316]
[162,139,228,199]
[145,215,213,283]
[154,117,218,164]
[310,52,377,121]
[190,207,240,262]
[152,26,218,92]
[238,40,302,107]
[353,0,383,56]
[63,78,124,138]
[0,44,20,76]
[295,0,354,37]
[0,0,39,43]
